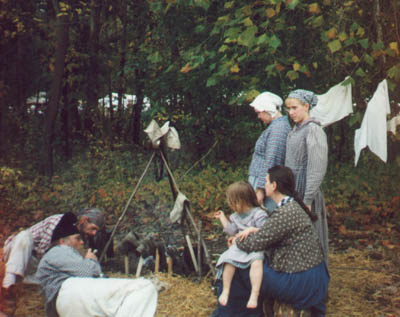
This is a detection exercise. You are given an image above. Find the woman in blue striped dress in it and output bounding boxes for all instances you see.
[284,89,329,263]
[248,92,292,213]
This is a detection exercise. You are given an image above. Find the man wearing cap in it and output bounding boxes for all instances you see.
[0,208,104,317]
[248,91,291,212]
[36,221,157,317]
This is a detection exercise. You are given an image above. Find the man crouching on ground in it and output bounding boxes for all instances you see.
[36,218,157,317]
[0,208,104,317]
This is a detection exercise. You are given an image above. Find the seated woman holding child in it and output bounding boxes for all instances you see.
[213,165,330,317]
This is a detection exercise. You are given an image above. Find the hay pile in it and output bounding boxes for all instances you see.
[152,273,217,317]
[326,248,400,316]
[4,248,400,316]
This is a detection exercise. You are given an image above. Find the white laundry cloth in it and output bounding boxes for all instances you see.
[144,120,181,149]
[387,114,400,135]
[354,79,391,166]
[56,277,157,317]
[310,77,353,127]
[169,191,188,224]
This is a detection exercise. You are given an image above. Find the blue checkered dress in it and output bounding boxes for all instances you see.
[248,116,291,190]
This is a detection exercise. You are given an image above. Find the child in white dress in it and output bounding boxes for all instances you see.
[215,181,268,309]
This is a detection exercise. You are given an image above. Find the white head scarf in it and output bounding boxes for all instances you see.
[250,92,283,117]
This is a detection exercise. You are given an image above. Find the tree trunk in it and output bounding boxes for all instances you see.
[117,2,128,141]
[132,69,144,145]
[42,9,69,176]
[374,0,386,67]
[84,1,102,136]
[61,84,72,160]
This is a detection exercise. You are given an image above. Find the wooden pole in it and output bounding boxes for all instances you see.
[167,256,173,277]
[99,151,156,262]
[184,205,215,276]
[185,234,199,272]
[155,248,160,273]
[197,220,202,281]
[159,150,216,276]
[136,256,144,277]
[124,255,129,275]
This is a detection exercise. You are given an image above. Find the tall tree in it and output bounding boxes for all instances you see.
[42,0,69,176]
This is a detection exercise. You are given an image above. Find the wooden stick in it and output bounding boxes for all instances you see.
[99,152,156,262]
[180,139,218,180]
[185,234,199,272]
[155,248,160,273]
[167,256,173,277]
[136,256,144,277]
[184,205,216,276]
[197,220,202,281]
[124,255,129,275]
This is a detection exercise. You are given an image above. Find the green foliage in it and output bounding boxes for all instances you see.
[0,167,27,211]
[2,142,400,250]
[324,152,400,230]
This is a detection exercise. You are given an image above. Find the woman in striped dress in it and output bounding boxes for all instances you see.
[248,92,291,212]
[284,89,329,263]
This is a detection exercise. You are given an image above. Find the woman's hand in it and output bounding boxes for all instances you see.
[236,227,259,241]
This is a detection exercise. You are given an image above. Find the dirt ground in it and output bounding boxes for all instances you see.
[1,202,400,316]
[2,239,400,317]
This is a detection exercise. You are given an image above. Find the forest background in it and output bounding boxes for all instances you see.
[0,0,400,315]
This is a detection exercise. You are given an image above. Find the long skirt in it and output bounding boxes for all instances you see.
[212,261,329,317]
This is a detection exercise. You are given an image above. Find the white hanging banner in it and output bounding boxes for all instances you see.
[354,79,391,166]
[310,77,353,127]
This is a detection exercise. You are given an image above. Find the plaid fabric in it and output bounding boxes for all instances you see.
[28,214,64,259]
[277,196,293,207]
[248,116,291,189]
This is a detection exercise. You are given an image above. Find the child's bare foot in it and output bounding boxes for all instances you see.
[218,291,229,306]
[246,293,259,309]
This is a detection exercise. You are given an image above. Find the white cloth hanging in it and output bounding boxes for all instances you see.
[144,120,181,149]
[169,191,188,224]
[310,77,353,127]
[354,79,391,166]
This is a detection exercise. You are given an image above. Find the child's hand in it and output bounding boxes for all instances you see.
[236,227,259,241]
[214,210,225,219]
[227,236,237,247]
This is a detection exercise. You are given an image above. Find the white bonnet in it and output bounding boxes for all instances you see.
[249,92,283,116]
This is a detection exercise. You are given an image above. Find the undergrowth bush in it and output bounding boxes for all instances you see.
[324,152,400,232]
[1,145,399,240]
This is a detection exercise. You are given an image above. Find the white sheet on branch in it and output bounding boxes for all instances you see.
[354,79,391,166]
[310,77,353,127]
